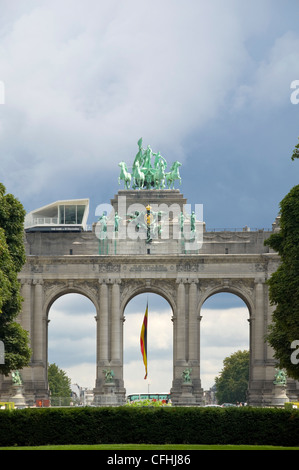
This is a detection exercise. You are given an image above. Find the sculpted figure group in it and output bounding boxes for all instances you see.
[118,138,182,190]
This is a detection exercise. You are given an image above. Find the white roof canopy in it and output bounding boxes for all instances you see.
[25,199,89,231]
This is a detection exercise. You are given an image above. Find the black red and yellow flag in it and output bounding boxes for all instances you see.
[140,302,148,379]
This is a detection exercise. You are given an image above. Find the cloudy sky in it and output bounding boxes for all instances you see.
[0,1,298,396]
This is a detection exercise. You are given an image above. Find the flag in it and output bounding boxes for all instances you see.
[140,302,148,379]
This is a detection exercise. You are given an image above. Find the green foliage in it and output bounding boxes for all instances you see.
[48,363,72,402]
[215,350,249,404]
[0,183,26,271]
[291,137,299,161]
[125,398,171,407]
[0,229,13,315]
[0,183,31,375]
[264,185,299,380]
[0,407,299,447]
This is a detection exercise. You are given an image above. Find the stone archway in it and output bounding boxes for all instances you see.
[8,279,101,406]
[198,282,254,314]
[45,281,100,315]
[122,292,173,395]
[196,278,271,406]
[1,188,297,406]
[199,291,250,399]
[120,280,177,314]
[47,292,97,395]
[198,282,253,395]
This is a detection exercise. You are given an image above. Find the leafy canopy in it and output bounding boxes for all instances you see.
[0,183,31,375]
[291,137,299,161]
[264,184,299,380]
[48,363,72,399]
[215,350,249,404]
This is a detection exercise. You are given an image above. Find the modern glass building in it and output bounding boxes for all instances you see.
[24,199,90,232]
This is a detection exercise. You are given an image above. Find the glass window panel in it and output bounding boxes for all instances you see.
[59,205,65,224]
[76,205,85,224]
[65,205,76,224]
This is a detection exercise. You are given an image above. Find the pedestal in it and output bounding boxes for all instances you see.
[10,385,26,408]
[272,386,288,407]
[93,383,125,407]
[177,383,197,406]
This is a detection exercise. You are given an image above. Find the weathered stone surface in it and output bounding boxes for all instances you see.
[1,190,297,407]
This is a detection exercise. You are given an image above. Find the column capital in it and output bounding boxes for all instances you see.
[254,276,266,284]
[20,278,33,286]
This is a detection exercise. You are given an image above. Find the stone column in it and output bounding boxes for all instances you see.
[33,279,44,363]
[20,280,32,344]
[253,279,265,367]
[94,279,125,406]
[248,278,267,406]
[98,280,109,365]
[111,280,121,365]
[176,279,186,365]
[254,280,265,360]
[30,279,48,401]
[18,279,34,399]
[188,280,199,363]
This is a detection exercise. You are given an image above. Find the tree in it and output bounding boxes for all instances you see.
[291,137,299,161]
[264,184,299,380]
[48,363,72,403]
[215,350,249,404]
[0,183,31,375]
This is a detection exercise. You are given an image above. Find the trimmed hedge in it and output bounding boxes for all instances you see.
[0,407,299,447]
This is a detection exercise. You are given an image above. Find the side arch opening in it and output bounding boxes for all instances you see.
[200,292,250,404]
[47,293,96,403]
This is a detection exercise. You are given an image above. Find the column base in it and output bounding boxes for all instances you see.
[10,385,27,408]
[93,383,126,406]
[171,380,204,406]
[271,386,289,407]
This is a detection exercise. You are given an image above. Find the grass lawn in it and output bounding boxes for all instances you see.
[1,444,299,450]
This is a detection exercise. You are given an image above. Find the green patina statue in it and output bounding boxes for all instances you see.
[118,138,182,190]
[182,368,192,383]
[273,369,287,387]
[12,370,23,386]
[273,368,287,386]
[103,369,115,383]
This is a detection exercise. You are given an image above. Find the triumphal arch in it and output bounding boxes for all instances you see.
[1,139,298,406]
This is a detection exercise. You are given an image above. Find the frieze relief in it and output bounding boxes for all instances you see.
[43,280,68,310]
[176,261,203,272]
[126,264,169,272]
[24,254,271,276]
[99,263,121,273]
[30,264,43,273]
[197,278,255,309]
[120,278,177,311]
[43,279,100,311]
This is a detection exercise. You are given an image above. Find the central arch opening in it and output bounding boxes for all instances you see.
[123,293,173,396]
